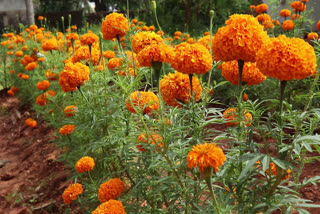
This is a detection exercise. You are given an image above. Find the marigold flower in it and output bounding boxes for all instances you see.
[291,14,301,20]
[243,93,248,101]
[92,200,126,214]
[126,91,160,114]
[72,45,100,65]
[212,14,269,62]
[136,44,172,67]
[59,124,75,135]
[10,86,18,93]
[103,50,116,59]
[75,156,95,173]
[256,161,291,180]
[21,74,29,80]
[317,20,320,31]
[174,31,182,37]
[37,57,45,62]
[59,62,90,92]
[107,58,122,70]
[80,31,99,46]
[256,14,271,23]
[25,118,37,128]
[46,70,57,81]
[7,90,14,96]
[42,37,58,51]
[131,31,163,54]
[221,60,266,86]
[307,32,319,40]
[36,80,50,91]
[24,62,37,71]
[249,5,256,10]
[160,71,202,107]
[187,143,226,172]
[66,33,79,41]
[101,12,129,40]
[62,105,78,117]
[15,51,23,57]
[38,16,44,21]
[169,42,212,75]
[62,183,83,205]
[280,9,291,18]
[98,178,125,203]
[282,20,295,31]
[223,107,252,127]
[117,67,137,77]
[137,133,163,152]
[36,94,49,106]
[131,19,138,24]
[256,35,316,81]
[44,90,56,97]
[255,3,268,14]
[71,25,77,30]
[272,20,280,26]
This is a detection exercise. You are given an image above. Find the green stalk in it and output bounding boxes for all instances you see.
[152,61,162,91]
[99,32,104,66]
[279,80,287,118]
[151,1,163,37]
[61,16,65,33]
[303,69,320,112]
[3,58,7,89]
[207,10,215,87]
[77,86,94,109]
[116,35,124,55]
[204,168,221,214]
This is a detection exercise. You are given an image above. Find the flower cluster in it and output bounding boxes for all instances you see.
[59,124,75,135]
[131,31,163,54]
[75,156,95,173]
[36,80,50,90]
[160,71,202,107]
[62,183,84,204]
[187,143,226,172]
[36,94,49,106]
[126,91,159,114]
[42,37,58,51]
[101,12,129,40]
[136,44,172,67]
[59,62,90,92]
[80,31,99,46]
[92,200,126,214]
[98,178,125,203]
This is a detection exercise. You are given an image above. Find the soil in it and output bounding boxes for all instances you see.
[0,89,320,213]
[0,89,72,214]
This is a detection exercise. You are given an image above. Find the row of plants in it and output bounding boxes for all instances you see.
[1,0,320,213]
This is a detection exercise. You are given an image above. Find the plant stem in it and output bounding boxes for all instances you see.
[204,169,221,214]
[303,69,320,112]
[279,80,287,117]
[77,86,94,109]
[237,60,244,94]
[207,10,215,87]
[151,1,163,37]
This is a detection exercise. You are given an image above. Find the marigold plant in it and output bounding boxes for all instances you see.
[42,37,58,51]
[62,183,83,204]
[307,32,319,40]
[98,178,125,203]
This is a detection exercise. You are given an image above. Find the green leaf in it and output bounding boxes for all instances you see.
[238,154,262,181]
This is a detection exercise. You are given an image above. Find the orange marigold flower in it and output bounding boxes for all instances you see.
[36,80,50,91]
[148,25,155,31]
[307,32,319,40]
[131,19,138,24]
[59,62,90,92]
[174,36,180,40]
[212,14,269,62]
[71,25,77,30]
[187,143,226,172]
[272,20,280,26]
[256,161,291,180]
[101,12,129,40]
[197,35,215,58]
[21,45,28,51]
[7,51,14,56]
[98,178,125,203]
[249,5,256,10]
[46,70,57,81]
[291,1,302,9]
[45,90,56,97]
[174,31,182,37]
[280,9,291,18]
[42,37,58,51]
[187,38,195,44]
[80,31,99,46]
[64,105,78,117]
[72,45,101,65]
[7,90,14,96]
[107,58,122,70]
[21,74,29,80]
[282,20,295,31]
[137,133,163,152]
[243,93,248,101]
[25,62,38,71]
[317,20,320,31]
[37,57,45,62]
[75,156,95,173]
[291,14,301,20]
[160,71,202,107]
[131,31,163,54]
[25,118,37,128]
[15,51,23,57]
[256,14,271,23]
[20,55,36,66]
[36,94,49,106]
[66,33,79,41]
[59,124,75,135]
[117,67,137,77]
[38,16,44,21]
[255,3,268,14]
[203,31,210,36]
[62,183,83,205]
[10,86,18,93]
[221,60,266,86]
[256,35,316,81]
[103,50,116,59]
[169,42,212,75]
[223,107,253,127]
[92,199,126,214]
[126,91,160,114]
[136,44,172,67]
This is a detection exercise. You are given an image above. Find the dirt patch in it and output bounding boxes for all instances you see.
[0,89,72,214]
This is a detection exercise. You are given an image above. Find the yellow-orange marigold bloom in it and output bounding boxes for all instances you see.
[169,42,212,75]
[174,31,182,37]
[107,58,122,70]
[197,35,216,58]
[15,51,23,57]
[212,14,269,62]
[160,71,202,107]
[25,118,37,128]
[187,143,226,172]
[59,62,90,92]
[136,44,172,67]
[75,156,95,173]
[101,12,129,40]
[92,200,126,214]
[103,50,116,59]
[317,20,320,31]
[71,25,77,30]
[42,37,58,51]
[62,183,83,205]
[117,67,137,77]
[36,94,49,106]
[255,3,268,14]
[80,31,99,46]
[126,91,160,114]
[307,32,319,40]
[37,57,45,62]
[21,74,29,80]
[282,20,295,31]
[7,90,14,96]
[131,19,138,24]
[21,54,36,66]
[98,178,125,203]
[38,16,44,21]
[221,60,266,86]
[137,133,163,152]
[131,31,163,54]
[21,45,28,51]
[223,107,253,127]
[256,35,316,81]
[249,5,256,10]
[36,80,50,90]
[72,45,100,65]
[59,124,75,135]
[256,14,271,23]
[46,70,57,81]
[25,62,38,71]
[243,93,248,101]
[280,9,291,18]
[10,86,19,93]
[45,90,56,97]
[272,20,280,26]
[64,105,78,117]
[66,33,79,41]
[291,14,301,20]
